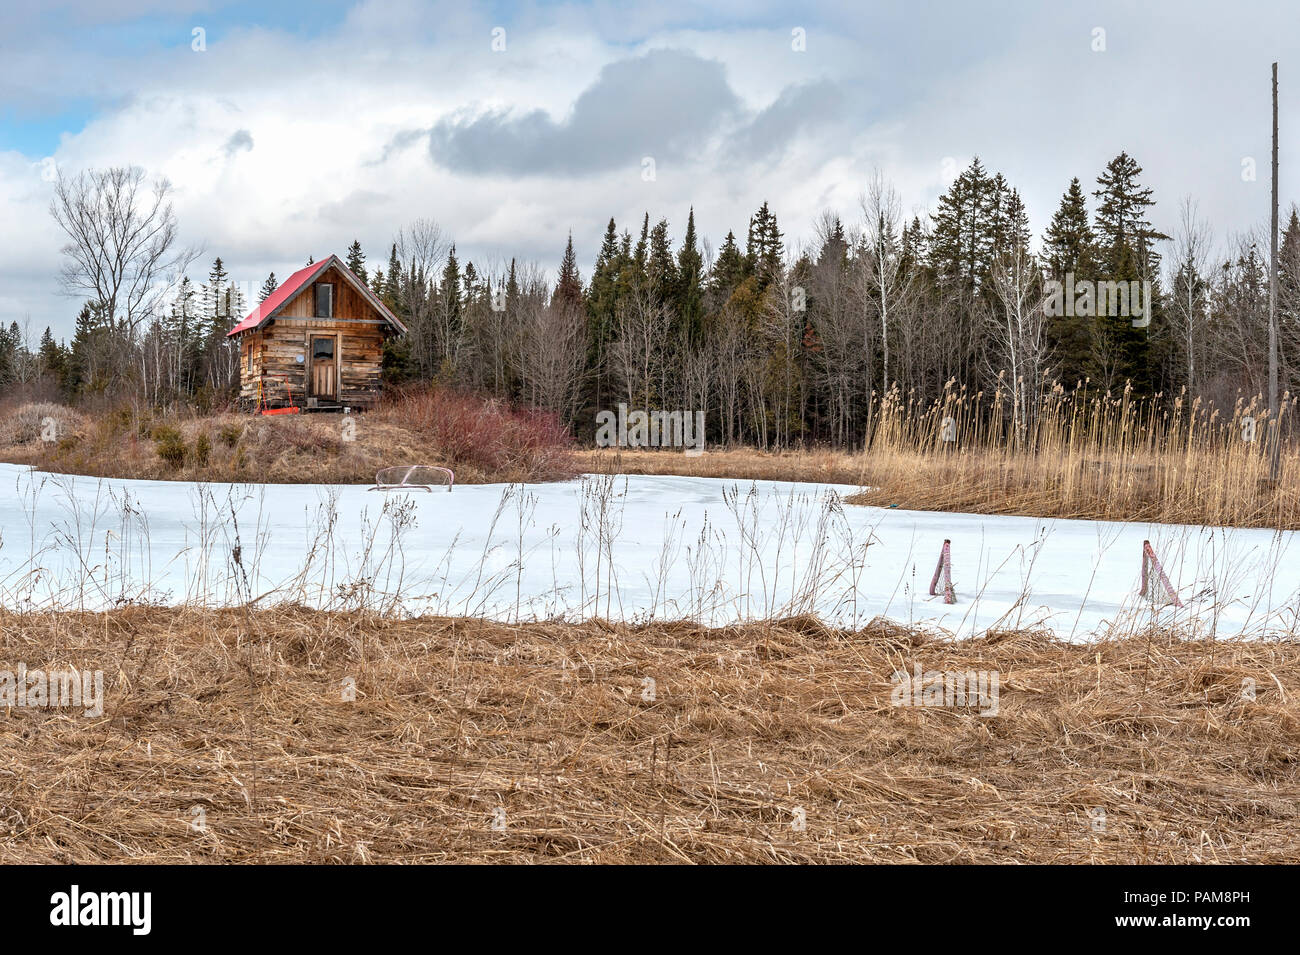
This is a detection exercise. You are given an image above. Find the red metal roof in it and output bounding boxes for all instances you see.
[226,254,405,337]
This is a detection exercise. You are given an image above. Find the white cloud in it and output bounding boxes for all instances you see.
[3,0,1299,339]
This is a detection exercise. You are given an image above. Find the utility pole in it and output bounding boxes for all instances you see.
[1270,62,1281,484]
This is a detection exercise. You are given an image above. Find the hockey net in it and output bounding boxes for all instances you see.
[929,539,956,604]
[370,465,455,493]
[1140,539,1183,608]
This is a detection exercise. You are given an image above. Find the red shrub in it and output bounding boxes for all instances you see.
[386,387,575,482]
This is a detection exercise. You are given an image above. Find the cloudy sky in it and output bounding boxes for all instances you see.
[1,0,1297,339]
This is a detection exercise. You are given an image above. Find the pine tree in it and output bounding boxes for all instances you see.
[0,321,17,386]
[676,207,705,342]
[1044,178,1097,278]
[437,245,462,373]
[68,303,103,394]
[346,240,367,282]
[38,326,64,381]
[1279,208,1300,369]
[647,219,678,305]
[205,258,229,324]
[588,218,622,320]
[506,258,521,316]
[1093,152,1169,276]
[225,281,247,327]
[710,231,746,299]
[168,276,201,396]
[899,216,926,278]
[631,214,651,293]
[1092,152,1168,391]
[258,272,279,303]
[1043,178,1099,386]
[1002,188,1031,254]
[384,243,401,313]
[586,218,624,411]
[745,202,784,288]
[555,233,583,311]
[930,157,997,295]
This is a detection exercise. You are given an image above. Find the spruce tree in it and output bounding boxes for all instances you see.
[586,218,624,411]
[346,239,367,281]
[930,157,996,295]
[647,219,678,305]
[205,258,229,324]
[1092,152,1168,391]
[1093,152,1169,275]
[384,243,402,313]
[1044,178,1097,278]
[710,231,746,299]
[438,245,462,373]
[1043,178,1099,386]
[555,233,583,311]
[631,213,650,293]
[676,208,705,342]
[745,202,784,288]
[258,272,279,303]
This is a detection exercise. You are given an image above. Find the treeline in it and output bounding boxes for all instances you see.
[13,152,1300,447]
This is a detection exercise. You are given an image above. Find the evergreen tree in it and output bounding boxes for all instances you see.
[631,213,651,293]
[647,219,677,305]
[676,207,705,342]
[745,202,784,288]
[168,276,201,396]
[1093,151,1169,276]
[1043,178,1097,278]
[205,258,230,325]
[0,321,17,385]
[930,157,997,295]
[710,231,746,299]
[585,218,623,411]
[588,218,622,320]
[899,215,927,279]
[68,302,104,394]
[1043,178,1099,385]
[346,239,367,282]
[38,326,65,383]
[1092,152,1168,390]
[384,243,402,313]
[1001,188,1031,254]
[506,258,521,316]
[555,233,583,311]
[437,245,463,373]
[258,272,279,303]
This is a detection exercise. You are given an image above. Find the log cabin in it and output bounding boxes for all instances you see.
[227,254,406,411]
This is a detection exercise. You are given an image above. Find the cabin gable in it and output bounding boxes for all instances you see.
[231,255,395,411]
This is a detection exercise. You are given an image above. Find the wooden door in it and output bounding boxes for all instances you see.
[310,335,337,399]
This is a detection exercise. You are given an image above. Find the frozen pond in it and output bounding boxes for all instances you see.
[0,462,1295,637]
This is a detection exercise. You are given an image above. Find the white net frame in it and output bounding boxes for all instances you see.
[370,465,455,493]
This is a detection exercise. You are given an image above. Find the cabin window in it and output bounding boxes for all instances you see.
[246,341,252,372]
[315,283,334,318]
[312,337,335,360]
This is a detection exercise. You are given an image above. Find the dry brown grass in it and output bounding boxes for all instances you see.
[0,400,576,485]
[845,385,1300,528]
[2,607,1296,863]
[590,386,1300,529]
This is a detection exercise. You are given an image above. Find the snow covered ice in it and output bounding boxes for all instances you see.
[1,462,1296,638]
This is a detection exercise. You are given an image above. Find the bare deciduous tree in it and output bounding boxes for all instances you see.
[50,167,192,335]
